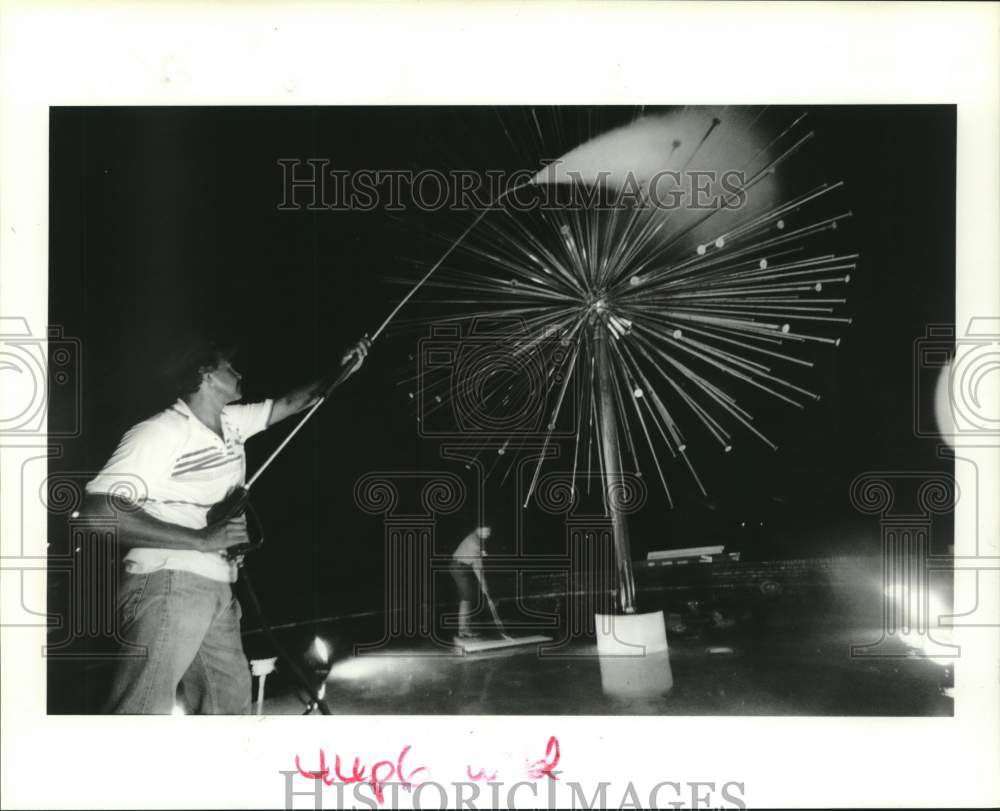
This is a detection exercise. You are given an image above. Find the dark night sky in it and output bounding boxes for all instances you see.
[48,106,955,625]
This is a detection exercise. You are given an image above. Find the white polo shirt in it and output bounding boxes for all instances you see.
[86,398,273,583]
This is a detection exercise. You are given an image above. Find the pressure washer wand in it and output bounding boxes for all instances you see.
[368,184,528,342]
[247,183,530,488]
[245,364,354,489]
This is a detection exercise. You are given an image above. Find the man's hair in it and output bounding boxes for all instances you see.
[164,338,238,399]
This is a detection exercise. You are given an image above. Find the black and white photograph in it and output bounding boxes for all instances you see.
[1,3,998,810]
[45,103,958,719]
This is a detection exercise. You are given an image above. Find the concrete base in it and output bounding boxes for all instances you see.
[595,611,673,697]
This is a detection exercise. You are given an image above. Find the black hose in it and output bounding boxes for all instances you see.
[238,566,332,715]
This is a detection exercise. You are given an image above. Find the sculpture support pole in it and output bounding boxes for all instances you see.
[595,322,637,614]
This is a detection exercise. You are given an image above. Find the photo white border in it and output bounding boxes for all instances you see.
[1,1,998,808]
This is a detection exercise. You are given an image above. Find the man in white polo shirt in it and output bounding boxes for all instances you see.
[82,336,369,714]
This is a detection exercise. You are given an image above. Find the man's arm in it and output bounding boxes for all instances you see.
[267,336,371,427]
[78,493,247,553]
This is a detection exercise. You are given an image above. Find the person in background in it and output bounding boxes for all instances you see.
[450,525,507,641]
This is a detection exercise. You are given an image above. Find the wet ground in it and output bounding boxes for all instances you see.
[257,620,953,716]
[48,554,955,716]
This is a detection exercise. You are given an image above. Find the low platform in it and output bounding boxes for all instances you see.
[454,634,553,653]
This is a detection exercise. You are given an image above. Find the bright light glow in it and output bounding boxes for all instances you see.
[933,362,956,448]
[317,683,326,700]
[898,627,952,660]
[327,653,436,683]
[312,636,331,662]
[928,592,951,630]
[171,703,185,716]
[883,583,954,662]
[328,656,393,682]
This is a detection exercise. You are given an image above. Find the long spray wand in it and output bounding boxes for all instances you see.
[245,186,526,490]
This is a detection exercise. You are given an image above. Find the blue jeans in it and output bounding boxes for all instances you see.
[104,569,252,714]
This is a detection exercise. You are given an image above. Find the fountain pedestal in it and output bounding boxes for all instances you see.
[595,610,673,697]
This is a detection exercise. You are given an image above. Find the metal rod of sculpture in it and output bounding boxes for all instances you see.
[594,318,637,614]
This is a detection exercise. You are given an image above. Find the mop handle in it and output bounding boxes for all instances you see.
[486,596,503,630]
[481,580,505,632]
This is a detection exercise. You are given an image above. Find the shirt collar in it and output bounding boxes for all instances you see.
[171,399,194,419]
[171,398,231,443]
